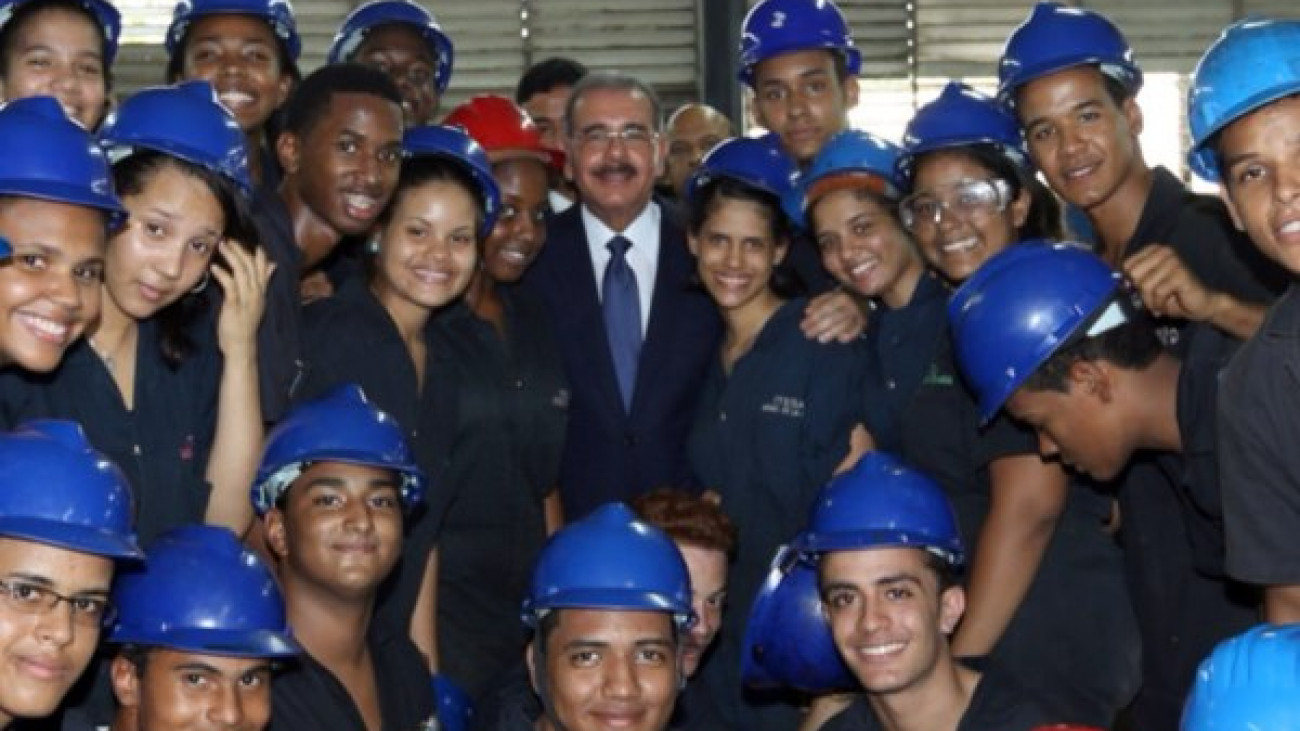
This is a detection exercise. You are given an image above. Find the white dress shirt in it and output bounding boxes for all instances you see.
[581,202,661,338]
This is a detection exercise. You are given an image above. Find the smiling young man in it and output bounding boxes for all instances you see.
[792,453,1052,731]
[246,64,404,420]
[327,0,454,127]
[998,2,1283,346]
[1182,18,1300,627]
[947,242,1258,729]
[0,420,141,730]
[252,385,435,731]
[521,502,694,731]
[107,525,299,731]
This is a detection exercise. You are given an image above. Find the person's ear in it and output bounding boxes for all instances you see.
[109,655,142,709]
[1122,95,1144,137]
[938,585,965,635]
[264,509,289,560]
[276,131,301,176]
[1067,359,1114,403]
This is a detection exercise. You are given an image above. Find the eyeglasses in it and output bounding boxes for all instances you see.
[0,578,115,627]
[574,125,658,149]
[899,178,1013,230]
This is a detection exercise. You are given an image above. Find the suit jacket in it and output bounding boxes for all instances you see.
[524,201,721,518]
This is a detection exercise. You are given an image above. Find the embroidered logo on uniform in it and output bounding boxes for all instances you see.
[770,11,786,28]
[179,434,195,462]
[921,363,954,387]
[761,395,805,418]
[552,388,571,410]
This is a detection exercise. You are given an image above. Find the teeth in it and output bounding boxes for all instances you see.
[1279,220,1300,235]
[413,267,451,284]
[1066,164,1096,180]
[500,249,528,263]
[942,238,978,254]
[860,642,905,657]
[343,193,378,214]
[20,313,69,340]
[218,91,253,109]
[850,260,878,277]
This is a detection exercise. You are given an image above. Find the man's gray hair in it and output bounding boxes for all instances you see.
[563,71,663,138]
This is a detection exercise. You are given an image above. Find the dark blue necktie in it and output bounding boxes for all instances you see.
[603,235,641,411]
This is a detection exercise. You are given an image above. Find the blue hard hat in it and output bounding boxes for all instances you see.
[947,241,1121,424]
[328,0,455,95]
[99,81,252,196]
[110,525,298,657]
[0,420,141,560]
[898,81,1030,189]
[0,96,125,228]
[1187,18,1300,183]
[0,0,122,65]
[997,2,1142,107]
[742,546,857,693]
[738,0,861,88]
[1181,623,1300,731]
[787,128,901,229]
[683,133,798,204]
[252,384,425,516]
[791,452,964,567]
[404,124,502,232]
[166,0,301,62]
[431,674,474,731]
[522,502,695,630]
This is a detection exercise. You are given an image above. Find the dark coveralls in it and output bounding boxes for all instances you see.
[298,277,459,640]
[689,297,868,731]
[1108,167,1281,731]
[428,289,568,702]
[268,623,435,731]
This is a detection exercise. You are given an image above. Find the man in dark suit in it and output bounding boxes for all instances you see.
[524,71,722,520]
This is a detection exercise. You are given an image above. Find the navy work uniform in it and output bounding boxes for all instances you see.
[250,185,306,422]
[425,289,568,701]
[865,272,1140,726]
[269,622,434,731]
[0,319,218,544]
[1110,165,1283,731]
[1219,287,1300,608]
[818,663,1055,731]
[298,276,459,636]
[689,296,868,731]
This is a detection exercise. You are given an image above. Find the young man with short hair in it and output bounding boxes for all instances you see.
[998,1,1281,343]
[795,453,1052,730]
[515,56,587,212]
[947,243,1259,726]
[1183,18,1300,625]
[475,502,693,731]
[0,420,142,730]
[108,525,299,731]
[253,385,436,731]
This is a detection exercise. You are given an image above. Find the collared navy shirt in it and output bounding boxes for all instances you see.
[251,185,305,422]
[425,287,568,700]
[689,297,868,731]
[0,318,217,544]
[269,622,434,731]
[299,276,459,638]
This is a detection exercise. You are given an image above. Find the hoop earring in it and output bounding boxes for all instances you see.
[191,271,210,295]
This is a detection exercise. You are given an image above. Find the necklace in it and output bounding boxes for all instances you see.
[88,336,117,373]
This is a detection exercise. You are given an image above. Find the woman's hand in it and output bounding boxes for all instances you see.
[215,241,274,359]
